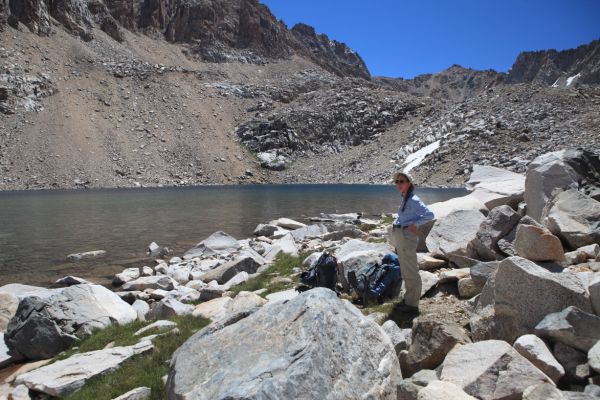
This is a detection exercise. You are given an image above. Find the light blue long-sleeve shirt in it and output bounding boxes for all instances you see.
[395,194,435,227]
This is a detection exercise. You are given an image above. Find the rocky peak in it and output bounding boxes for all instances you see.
[291,23,370,79]
[507,39,600,86]
[1,0,370,79]
[376,64,505,101]
[144,0,296,63]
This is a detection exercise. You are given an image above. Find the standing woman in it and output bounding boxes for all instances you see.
[390,172,434,313]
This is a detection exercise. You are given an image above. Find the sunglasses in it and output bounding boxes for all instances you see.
[395,180,407,184]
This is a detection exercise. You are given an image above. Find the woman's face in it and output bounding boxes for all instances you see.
[394,175,410,194]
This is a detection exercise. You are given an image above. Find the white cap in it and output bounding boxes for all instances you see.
[392,171,415,184]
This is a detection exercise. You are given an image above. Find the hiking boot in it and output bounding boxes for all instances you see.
[348,270,358,290]
[395,303,419,314]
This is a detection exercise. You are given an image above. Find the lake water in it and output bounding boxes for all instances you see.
[0,184,467,286]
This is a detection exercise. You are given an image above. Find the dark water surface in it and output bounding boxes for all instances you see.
[0,184,467,286]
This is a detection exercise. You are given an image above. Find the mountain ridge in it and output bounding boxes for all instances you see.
[0,1,599,190]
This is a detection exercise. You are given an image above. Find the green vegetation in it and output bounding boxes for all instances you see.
[58,250,408,399]
[230,252,309,297]
[63,315,209,400]
[381,214,395,225]
[55,320,148,361]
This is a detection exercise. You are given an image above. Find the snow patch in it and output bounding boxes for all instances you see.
[566,72,581,87]
[403,140,440,173]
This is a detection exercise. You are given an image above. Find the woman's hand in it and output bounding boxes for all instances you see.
[408,224,418,234]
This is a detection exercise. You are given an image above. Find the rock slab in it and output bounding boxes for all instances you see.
[15,341,153,397]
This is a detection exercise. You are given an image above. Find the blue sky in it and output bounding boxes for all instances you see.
[260,0,600,79]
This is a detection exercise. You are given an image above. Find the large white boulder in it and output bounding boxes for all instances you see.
[543,189,600,250]
[527,150,600,220]
[470,257,591,343]
[167,288,401,399]
[5,284,137,361]
[466,165,526,210]
[426,209,486,259]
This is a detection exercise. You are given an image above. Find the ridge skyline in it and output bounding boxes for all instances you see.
[261,0,600,79]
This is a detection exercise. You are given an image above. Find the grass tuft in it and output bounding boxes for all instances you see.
[63,315,209,400]
[230,252,309,297]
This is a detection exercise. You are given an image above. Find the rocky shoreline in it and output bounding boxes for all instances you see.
[1,148,600,399]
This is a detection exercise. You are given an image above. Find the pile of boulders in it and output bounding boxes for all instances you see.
[167,148,600,399]
[2,148,599,399]
[234,81,421,163]
[0,63,56,114]
[395,84,600,183]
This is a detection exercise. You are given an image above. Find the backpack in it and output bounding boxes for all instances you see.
[351,253,402,304]
[299,252,338,291]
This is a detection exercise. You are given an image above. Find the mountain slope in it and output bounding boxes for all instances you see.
[507,39,600,87]
[0,1,599,191]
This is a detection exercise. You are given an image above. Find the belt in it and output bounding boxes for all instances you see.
[392,224,409,230]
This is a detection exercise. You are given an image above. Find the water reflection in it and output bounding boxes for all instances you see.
[0,184,467,286]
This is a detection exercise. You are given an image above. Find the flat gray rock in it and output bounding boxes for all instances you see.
[514,334,565,382]
[440,340,554,399]
[290,224,328,241]
[66,250,106,261]
[544,189,600,250]
[0,283,60,300]
[199,256,262,284]
[466,165,526,210]
[535,306,600,352]
[426,209,486,259]
[122,276,178,291]
[167,288,401,399]
[112,386,151,400]
[15,341,153,397]
[184,231,241,258]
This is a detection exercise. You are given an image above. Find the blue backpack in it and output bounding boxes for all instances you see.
[350,253,402,304]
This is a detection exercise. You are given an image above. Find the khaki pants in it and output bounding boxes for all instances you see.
[390,227,421,307]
